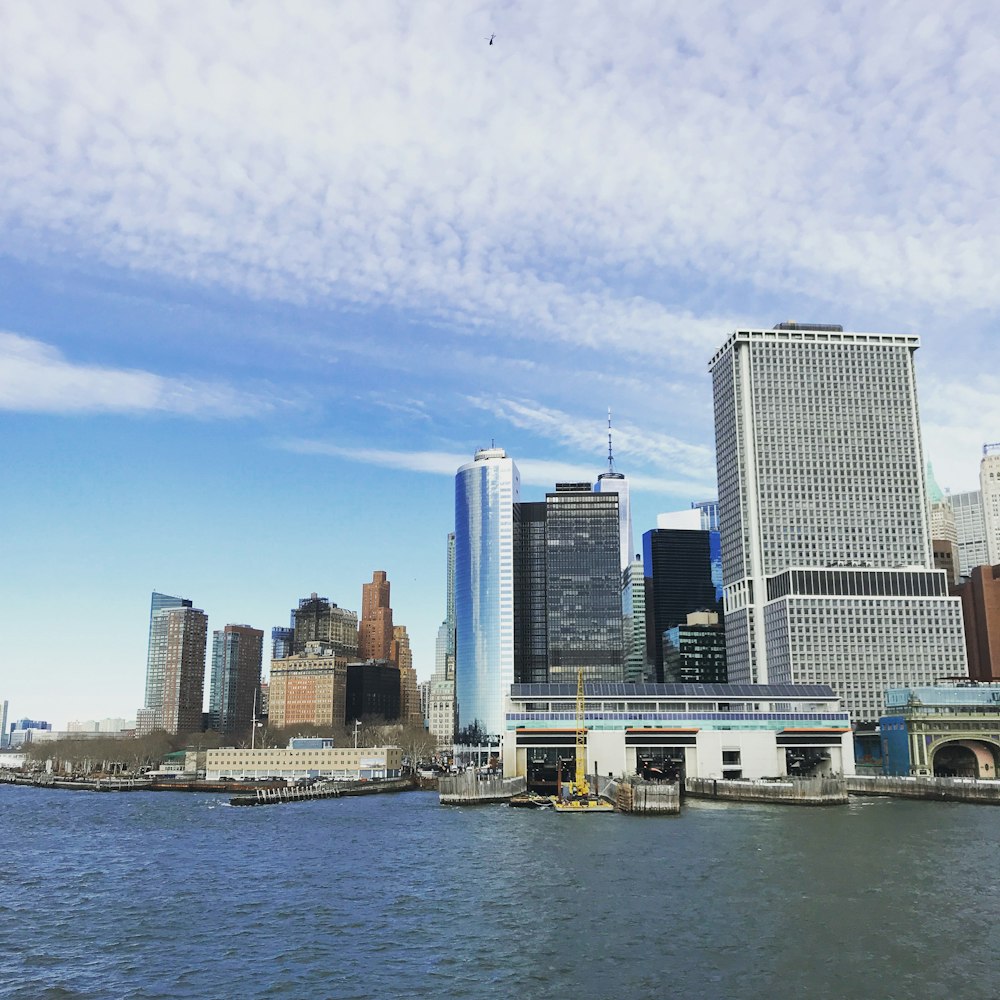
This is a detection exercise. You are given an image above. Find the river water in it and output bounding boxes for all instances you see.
[1,786,998,999]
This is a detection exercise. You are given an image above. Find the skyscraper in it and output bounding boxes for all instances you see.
[643,527,720,680]
[454,447,519,741]
[622,554,650,682]
[513,485,624,684]
[209,624,264,736]
[593,410,633,574]
[359,571,394,661]
[709,324,967,722]
[980,444,1000,565]
[143,592,207,734]
[149,603,208,735]
[144,591,192,715]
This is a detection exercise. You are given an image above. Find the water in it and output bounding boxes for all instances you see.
[2,786,999,1000]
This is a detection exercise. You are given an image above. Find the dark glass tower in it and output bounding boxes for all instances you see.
[643,528,720,681]
[514,484,625,684]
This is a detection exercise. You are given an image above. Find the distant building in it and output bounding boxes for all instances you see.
[954,565,1000,682]
[202,743,403,782]
[643,528,719,681]
[454,447,519,740]
[271,626,294,661]
[880,685,1000,777]
[7,718,51,747]
[622,556,650,683]
[291,594,358,659]
[259,681,269,720]
[392,624,422,725]
[142,591,192,728]
[0,700,7,748]
[346,661,401,722]
[144,597,207,735]
[663,611,728,684]
[927,465,960,585]
[267,642,347,730]
[209,624,264,736]
[981,445,1000,566]
[359,572,394,661]
[952,489,988,578]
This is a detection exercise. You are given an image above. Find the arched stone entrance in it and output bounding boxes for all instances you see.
[932,740,1000,779]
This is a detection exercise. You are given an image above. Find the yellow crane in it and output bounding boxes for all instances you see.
[552,669,613,812]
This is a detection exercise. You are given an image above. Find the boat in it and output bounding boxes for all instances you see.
[509,792,553,809]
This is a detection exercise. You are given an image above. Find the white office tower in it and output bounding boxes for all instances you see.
[709,325,968,723]
[951,489,988,576]
[454,447,520,741]
[979,445,1000,565]
[594,411,633,574]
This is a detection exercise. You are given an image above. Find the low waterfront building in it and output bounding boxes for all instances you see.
[879,684,1000,778]
[503,682,853,787]
[200,742,403,781]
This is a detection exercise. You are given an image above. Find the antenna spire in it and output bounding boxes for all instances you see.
[606,407,616,474]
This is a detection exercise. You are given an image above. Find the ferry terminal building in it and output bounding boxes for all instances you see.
[502,682,854,787]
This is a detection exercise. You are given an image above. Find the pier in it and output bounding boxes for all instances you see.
[616,778,680,814]
[685,775,849,805]
[846,774,1000,803]
[438,771,526,804]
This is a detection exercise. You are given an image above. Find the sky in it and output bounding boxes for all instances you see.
[2,1,999,728]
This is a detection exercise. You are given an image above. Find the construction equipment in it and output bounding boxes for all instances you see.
[552,669,613,813]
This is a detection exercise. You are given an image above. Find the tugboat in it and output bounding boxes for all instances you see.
[551,670,614,813]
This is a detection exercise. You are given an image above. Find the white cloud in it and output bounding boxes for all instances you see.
[277,437,712,496]
[1,1,996,366]
[0,331,269,417]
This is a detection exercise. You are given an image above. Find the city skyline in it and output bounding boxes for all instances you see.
[3,3,999,726]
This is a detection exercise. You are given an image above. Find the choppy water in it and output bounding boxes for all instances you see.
[2,786,999,999]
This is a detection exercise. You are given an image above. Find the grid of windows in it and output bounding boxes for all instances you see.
[710,329,969,717]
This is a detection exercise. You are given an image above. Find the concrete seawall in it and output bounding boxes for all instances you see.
[616,780,680,814]
[438,772,526,804]
[686,776,848,805]
[847,775,1000,804]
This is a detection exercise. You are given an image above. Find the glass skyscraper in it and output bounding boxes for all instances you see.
[454,447,519,741]
[209,624,264,736]
[710,325,968,723]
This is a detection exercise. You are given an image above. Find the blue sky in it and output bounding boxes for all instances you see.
[2,1,999,728]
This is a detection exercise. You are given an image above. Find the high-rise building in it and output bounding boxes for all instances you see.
[658,506,724,604]
[927,465,960,585]
[392,624,422,724]
[429,534,458,747]
[593,412,633,574]
[142,593,207,735]
[143,592,192,716]
[952,489,988,578]
[267,642,347,730]
[0,700,7,748]
[542,484,623,683]
[709,324,968,722]
[346,661,401,722]
[359,572,394,661]
[157,605,208,735]
[643,528,720,681]
[291,594,359,659]
[208,624,264,736]
[454,447,519,741]
[622,555,650,682]
[512,485,624,685]
[980,445,1000,566]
